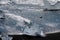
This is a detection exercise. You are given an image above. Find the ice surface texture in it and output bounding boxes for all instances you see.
[0,0,60,37]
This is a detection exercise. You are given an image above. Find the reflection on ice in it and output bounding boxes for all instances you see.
[45,23,59,27]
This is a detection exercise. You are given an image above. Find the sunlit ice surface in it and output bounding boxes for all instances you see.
[0,0,60,39]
